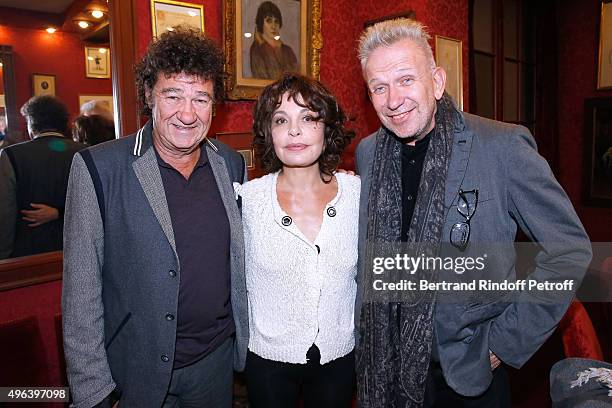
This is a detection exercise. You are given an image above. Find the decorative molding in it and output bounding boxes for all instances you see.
[0,251,63,292]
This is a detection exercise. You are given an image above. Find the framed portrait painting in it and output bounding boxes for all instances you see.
[151,0,205,37]
[32,74,56,96]
[583,97,612,206]
[435,35,463,110]
[85,46,110,79]
[224,0,322,100]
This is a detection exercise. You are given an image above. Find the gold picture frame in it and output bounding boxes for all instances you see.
[151,0,205,37]
[597,1,612,90]
[435,35,463,110]
[32,74,56,96]
[224,0,322,100]
[85,46,111,79]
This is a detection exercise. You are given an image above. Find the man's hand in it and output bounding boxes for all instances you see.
[489,350,501,370]
[21,203,59,227]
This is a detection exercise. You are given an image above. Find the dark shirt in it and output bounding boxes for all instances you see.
[156,147,234,369]
[400,131,432,242]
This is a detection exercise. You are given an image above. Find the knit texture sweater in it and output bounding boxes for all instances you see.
[238,171,360,364]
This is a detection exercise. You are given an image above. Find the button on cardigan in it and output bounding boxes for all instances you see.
[238,171,360,364]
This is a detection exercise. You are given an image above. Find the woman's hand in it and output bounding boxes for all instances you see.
[21,203,59,227]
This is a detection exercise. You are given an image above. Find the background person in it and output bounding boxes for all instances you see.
[240,73,358,407]
[0,95,84,259]
[72,114,115,146]
[250,1,298,80]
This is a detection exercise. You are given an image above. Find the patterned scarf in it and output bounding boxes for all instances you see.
[357,94,461,407]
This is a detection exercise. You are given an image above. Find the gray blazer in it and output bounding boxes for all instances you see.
[355,112,592,397]
[62,121,248,408]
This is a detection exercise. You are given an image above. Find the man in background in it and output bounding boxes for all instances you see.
[0,95,84,259]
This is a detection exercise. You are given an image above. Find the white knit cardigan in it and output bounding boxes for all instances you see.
[237,171,360,364]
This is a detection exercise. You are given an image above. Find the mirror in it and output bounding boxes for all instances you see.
[0,53,5,146]
[0,0,113,261]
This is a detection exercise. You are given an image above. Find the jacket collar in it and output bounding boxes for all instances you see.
[131,119,218,158]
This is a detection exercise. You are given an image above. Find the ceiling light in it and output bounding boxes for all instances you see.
[78,21,90,29]
[46,27,57,34]
[244,32,252,38]
[99,48,107,54]
[86,0,109,20]
[166,27,174,32]
[87,56,94,61]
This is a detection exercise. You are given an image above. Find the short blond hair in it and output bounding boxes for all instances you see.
[358,18,435,72]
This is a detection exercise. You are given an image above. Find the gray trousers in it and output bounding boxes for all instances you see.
[162,337,234,408]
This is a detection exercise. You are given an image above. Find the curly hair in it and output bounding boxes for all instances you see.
[20,95,69,135]
[256,1,283,33]
[135,27,225,116]
[253,73,355,182]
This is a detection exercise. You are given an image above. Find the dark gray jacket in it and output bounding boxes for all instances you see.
[62,121,247,408]
[355,112,592,397]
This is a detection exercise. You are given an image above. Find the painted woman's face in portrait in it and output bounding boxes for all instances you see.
[262,15,281,45]
[271,93,325,169]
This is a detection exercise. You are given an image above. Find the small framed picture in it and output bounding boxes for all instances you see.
[435,35,463,110]
[214,131,263,178]
[78,94,114,118]
[151,0,205,37]
[237,149,254,168]
[85,46,111,79]
[32,74,56,96]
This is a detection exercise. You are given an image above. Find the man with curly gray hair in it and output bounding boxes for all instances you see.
[62,28,247,407]
[354,18,591,408]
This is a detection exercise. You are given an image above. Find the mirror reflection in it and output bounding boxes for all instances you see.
[0,0,113,260]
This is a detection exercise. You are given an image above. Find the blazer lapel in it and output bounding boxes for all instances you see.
[132,145,178,257]
[207,145,244,255]
[444,126,475,215]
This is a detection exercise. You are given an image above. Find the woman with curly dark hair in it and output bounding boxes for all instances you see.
[238,73,358,407]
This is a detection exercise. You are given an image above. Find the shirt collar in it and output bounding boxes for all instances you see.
[155,145,209,170]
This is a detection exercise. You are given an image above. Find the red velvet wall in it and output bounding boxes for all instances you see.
[0,281,63,386]
[557,0,612,241]
[133,0,469,167]
[0,22,112,138]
